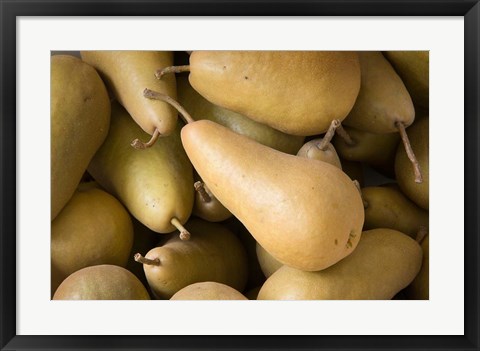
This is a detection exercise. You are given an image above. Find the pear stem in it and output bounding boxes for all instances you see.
[396,121,423,184]
[317,119,341,151]
[335,123,356,146]
[134,253,160,266]
[415,226,428,243]
[171,217,191,241]
[194,181,212,203]
[131,128,160,149]
[143,89,195,125]
[155,65,191,80]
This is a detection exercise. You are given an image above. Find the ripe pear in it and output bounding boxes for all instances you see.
[88,101,194,235]
[332,125,400,178]
[296,120,342,168]
[256,243,283,278]
[170,282,248,300]
[53,264,150,300]
[362,185,428,238]
[126,218,161,293]
[161,51,361,136]
[383,51,429,109]
[192,172,232,222]
[180,119,365,271]
[177,76,304,154]
[395,116,429,209]
[257,228,422,300]
[343,51,415,134]
[51,55,110,220]
[405,233,429,299]
[51,184,134,295]
[80,51,178,142]
[135,218,248,299]
[342,52,423,183]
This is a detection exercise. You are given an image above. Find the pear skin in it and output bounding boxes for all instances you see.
[80,51,177,137]
[88,101,194,233]
[186,51,361,136]
[51,55,110,220]
[343,51,415,133]
[332,125,400,178]
[177,76,304,154]
[256,243,283,278]
[53,264,150,300]
[383,51,429,109]
[170,282,248,300]
[362,185,428,238]
[236,224,267,290]
[135,218,248,299]
[395,116,429,209]
[192,172,232,222]
[51,185,134,295]
[180,119,365,271]
[405,234,429,299]
[257,228,423,300]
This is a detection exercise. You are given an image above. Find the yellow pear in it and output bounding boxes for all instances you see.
[135,218,248,299]
[257,228,422,300]
[343,51,415,134]
[332,125,400,178]
[180,119,364,271]
[51,55,110,220]
[405,233,429,299]
[170,282,248,300]
[362,185,428,238]
[51,184,134,295]
[256,243,283,278]
[53,264,150,300]
[383,51,429,109]
[160,51,361,136]
[80,51,177,142]
[177,75,304,154]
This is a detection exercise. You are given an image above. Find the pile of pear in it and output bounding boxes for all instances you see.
[51,50,429,301]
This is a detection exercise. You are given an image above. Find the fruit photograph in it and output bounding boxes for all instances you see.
[50,50,429,301]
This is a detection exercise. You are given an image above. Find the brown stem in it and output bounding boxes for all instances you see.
[134,253,160,266]
[317,119,341,151]
[194,181,211,203]
[131,128,160,149]
[171,217,191,241]
[155,65,191,80]
[335,123,356,146]
[143,89,195,124]
[396,121,423,184]
[415,226,428,243]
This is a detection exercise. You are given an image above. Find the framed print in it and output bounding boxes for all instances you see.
[1,0,479,350]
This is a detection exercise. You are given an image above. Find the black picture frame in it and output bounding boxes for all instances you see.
[1,1,479,350]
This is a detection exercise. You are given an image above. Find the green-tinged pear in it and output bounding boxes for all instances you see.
[135,218,248,299]
[177,76,304,154]
[88,101,194,234]
[258,228,422,300]
[53,265,150,300]
[51,185,134,296]
[51,55,110,220]
[80,51,177,141]
[170,282,248,300]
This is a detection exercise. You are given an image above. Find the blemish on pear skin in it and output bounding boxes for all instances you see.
[334,239,338,245]
[346,231,356,249]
